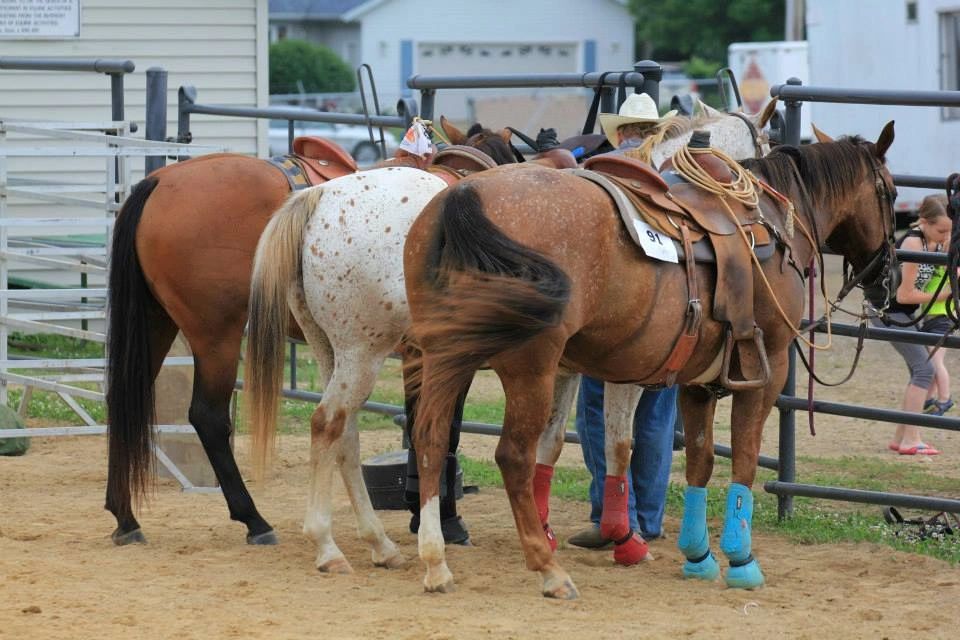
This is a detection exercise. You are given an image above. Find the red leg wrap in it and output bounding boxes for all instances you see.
[599,475,630,541]
[533,463,553,524]
[614,532,649,566]
[533,464,557,552]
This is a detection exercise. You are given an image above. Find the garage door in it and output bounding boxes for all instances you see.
[417,42,579,123]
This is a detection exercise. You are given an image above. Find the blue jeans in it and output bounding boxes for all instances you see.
[575,376,678,538]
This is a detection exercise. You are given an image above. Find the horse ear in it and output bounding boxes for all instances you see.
[811,123,834,143]
[756,97,779,129]
[499,128,512,145]
[440,116,467,145]
[699,100,722,118]
[875,120,895,159]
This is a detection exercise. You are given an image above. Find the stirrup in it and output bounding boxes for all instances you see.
[720,326,771,390]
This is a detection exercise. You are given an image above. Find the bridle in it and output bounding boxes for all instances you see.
[836,153,899,312]
[729,111,771,159]
[796,149,899,393]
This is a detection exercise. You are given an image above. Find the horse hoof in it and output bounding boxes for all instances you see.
[246,529,279,545]
[423,564,455,593]
[613,533,649,566]
[318,557,354,574]
[111,527,146,546]
[374,552,406,569]
[725,558,765,589]
[543,578,579,600]
[682,553,720,581]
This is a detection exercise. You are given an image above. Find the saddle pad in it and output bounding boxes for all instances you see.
[568,169,700,245]
[569,168,775,266]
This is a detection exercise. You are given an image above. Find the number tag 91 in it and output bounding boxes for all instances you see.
[631,218,678,263]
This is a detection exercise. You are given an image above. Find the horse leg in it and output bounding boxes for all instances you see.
[533,370,580,552]
[676,385,721,581]
[411,353,466,593]
[400,342,471,544]
[721,347,788,589]
[497,370,578,599]
[188,336,275,544]
[599,383,650,566]
[106,299,178,545]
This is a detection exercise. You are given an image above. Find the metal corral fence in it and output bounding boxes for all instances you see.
[0,57,215,490]
[196,64,659,424]
[767,79,960,517]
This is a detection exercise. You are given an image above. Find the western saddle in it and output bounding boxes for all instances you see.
[268,135,509,192]
[572,131,791,390]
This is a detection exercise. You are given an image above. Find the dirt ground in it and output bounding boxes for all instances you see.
[1,429,958,640]
[2,255,960,639]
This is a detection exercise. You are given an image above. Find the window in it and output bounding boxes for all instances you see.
[940,11,960,119]
[907,1,918,23]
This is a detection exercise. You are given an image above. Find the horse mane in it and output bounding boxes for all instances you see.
[741,136,874,216]
[464,123,517,165]
[633,113,725,163]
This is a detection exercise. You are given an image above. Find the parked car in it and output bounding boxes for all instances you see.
[268,118,398,164]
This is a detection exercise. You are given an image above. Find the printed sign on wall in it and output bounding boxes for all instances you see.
[0,0,80,39]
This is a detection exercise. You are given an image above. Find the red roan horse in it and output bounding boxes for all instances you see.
[402,123,897,598]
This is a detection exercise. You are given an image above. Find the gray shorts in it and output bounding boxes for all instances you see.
[921,315,955,336]
[871,312,934,389]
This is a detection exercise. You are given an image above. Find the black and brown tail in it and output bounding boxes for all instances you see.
[105,177,160,517]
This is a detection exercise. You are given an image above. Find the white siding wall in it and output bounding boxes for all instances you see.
[1,0,268,168]
[806,0,960,209]
[356,0,634,111]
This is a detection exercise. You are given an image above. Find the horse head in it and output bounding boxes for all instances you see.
[831,121,898,302]
[439,116,518,165]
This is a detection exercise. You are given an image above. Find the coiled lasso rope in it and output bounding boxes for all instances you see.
[671,144,832,350]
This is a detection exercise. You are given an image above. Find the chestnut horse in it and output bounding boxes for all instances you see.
[104,120,515,547]
[403,122,897,598]
[241,112,772,573]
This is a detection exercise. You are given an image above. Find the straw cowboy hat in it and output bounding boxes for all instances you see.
[599,92,678,147]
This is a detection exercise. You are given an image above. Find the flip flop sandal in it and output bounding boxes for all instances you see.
[888,442,901,452]
[898,443,941,455]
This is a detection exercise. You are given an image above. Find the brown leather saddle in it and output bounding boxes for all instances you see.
[426,145,500,186]
[269,136,359,190]
[574,151,787,390]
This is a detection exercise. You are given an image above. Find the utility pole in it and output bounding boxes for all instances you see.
[785,0,805,41]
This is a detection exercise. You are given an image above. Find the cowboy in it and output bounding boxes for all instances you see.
[568,92,681,550]
[597,91,678,162]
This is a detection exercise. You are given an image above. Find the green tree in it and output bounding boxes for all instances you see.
[629,0,785,66]
[269,39,355,94]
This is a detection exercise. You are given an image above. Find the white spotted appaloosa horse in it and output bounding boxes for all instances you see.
[241,108,777,574]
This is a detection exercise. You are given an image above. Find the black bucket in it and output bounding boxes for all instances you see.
[361,449,464,510]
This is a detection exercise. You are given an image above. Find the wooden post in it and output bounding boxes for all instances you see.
[155,333,219,487]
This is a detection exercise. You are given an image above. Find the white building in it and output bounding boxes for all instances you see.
[806,0,960,211]
[269,0,635,133]
[1,0,270,160]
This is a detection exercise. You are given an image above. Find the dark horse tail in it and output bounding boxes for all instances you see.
[106,176,160,513]
[411,183,570,432]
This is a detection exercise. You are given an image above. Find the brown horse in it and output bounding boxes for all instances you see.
[104,119,516,546]
[402,123,897,598]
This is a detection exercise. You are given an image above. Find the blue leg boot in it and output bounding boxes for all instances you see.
[719,483,764,589]
[677,486,719,581]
